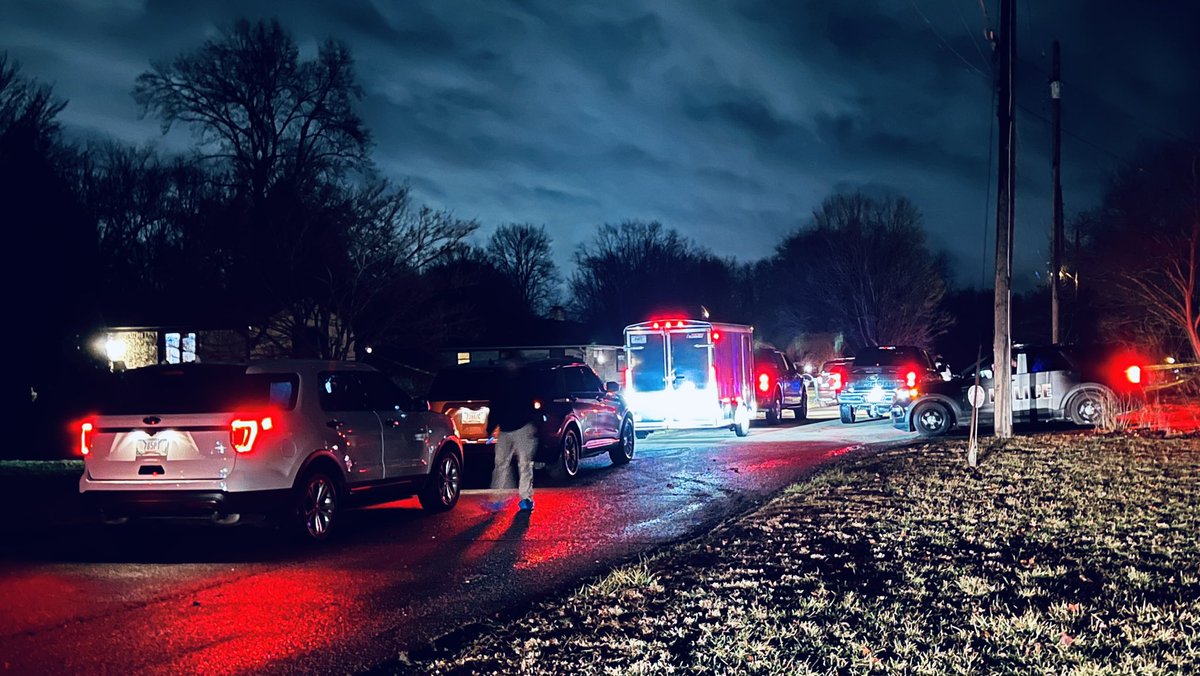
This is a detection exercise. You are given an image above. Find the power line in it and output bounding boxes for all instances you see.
[953,0,993,75]
[908,0,990,79]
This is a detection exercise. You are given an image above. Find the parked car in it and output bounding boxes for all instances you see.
[891,344,1148,436]
[79,361,463,542]
[838,346,944,423]
[753,347,809,424]
[815,358,853,406]
[427,358,635,481]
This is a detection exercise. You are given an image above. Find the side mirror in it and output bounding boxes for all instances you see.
[605,381,621,393]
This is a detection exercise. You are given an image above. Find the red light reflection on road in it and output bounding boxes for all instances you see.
[149,568,358,675]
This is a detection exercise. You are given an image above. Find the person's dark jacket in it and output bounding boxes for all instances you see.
[487,368,539,433]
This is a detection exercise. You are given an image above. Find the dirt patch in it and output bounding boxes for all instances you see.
[389,434,1200,674]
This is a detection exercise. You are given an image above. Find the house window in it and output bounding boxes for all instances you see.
[457,351,471,365]
[165,332,197,364]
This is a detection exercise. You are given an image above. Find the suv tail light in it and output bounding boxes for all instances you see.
[231,415,273,453]
[905,370,918,388]
[80,421,94,456]
[829,371,843,392]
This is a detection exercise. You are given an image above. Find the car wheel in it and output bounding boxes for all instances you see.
[419,447,462,513]
[733,405,751,437]
[608,419,635,465]
[912,402,952,437]
[764,391,781,425]
[294,470,340,543]
[547,426,582,481]
[1068,389,1107,426]
[794,392,808,421]
[839,404,856,424]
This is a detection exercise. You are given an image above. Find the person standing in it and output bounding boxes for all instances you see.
[487,362,540,511]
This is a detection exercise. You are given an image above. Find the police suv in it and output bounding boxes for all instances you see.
[891,344,1146,436]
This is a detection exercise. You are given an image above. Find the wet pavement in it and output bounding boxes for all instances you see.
[0,409,912,674]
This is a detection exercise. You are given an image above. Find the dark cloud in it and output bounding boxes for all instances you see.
[2,0,1197,288]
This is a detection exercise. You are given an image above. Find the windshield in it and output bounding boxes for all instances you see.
[98,365,298,414]
[670,330,711,389]
[627,332,667,392]
[852,347,932,369]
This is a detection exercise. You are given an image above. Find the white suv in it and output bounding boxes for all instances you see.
[79,361,463,541]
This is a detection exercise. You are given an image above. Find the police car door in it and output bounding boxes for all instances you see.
[971,357,997,421]
[1025,347,1073,421]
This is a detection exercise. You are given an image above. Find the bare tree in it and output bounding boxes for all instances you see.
[1083,144,1200,360]
[255,179,480,359]
[570,221,738,334]
[1,53,66,150]
[772,193,952,349]
[488,223,560,316]
[133,18,369,200]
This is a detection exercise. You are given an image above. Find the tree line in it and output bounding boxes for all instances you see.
[5,17,1197,377]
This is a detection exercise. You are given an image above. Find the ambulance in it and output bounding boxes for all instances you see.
[622,318,756,436]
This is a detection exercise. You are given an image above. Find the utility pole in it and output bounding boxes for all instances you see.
[1050,40,1063,344]
[993,0,1016,439]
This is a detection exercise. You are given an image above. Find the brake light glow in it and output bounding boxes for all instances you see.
[830,371,843,391]
[533,399,542,410]
[905,370,917,388]
[80,421,94,456]
[758,372,771,392]
[712,331,720,341]
[231,416,273,453]
[1125,365,1142,384]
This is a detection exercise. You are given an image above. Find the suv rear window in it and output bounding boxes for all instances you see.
[97,365,299,414]
[428,368,503,400]
[851,347,932,369]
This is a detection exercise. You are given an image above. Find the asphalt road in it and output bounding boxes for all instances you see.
[0,409,912,674]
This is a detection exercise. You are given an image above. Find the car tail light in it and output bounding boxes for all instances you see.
[830,371,843,392]
[905,370,917,388]
[623,367,633,391]
[712,331,721,341]
[80,421,94,456]
[532,399,542,410]
[758,372,771,393]
[231,415,273,453]
[1125,365,1142,384]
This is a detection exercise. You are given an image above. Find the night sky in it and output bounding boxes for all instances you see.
[3,0,1197,288]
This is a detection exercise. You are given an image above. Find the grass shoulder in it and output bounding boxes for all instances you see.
[402,433,1200,674]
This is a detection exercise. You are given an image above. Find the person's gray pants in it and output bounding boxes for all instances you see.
[492,422,537,500]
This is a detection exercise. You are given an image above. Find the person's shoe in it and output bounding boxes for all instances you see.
[518,498,534,512]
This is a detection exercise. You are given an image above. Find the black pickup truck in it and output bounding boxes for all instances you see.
[837,346,948,423]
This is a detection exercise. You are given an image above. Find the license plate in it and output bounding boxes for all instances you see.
[460,408,487,425]
[136,438,171,457]
[866,386,885,403]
